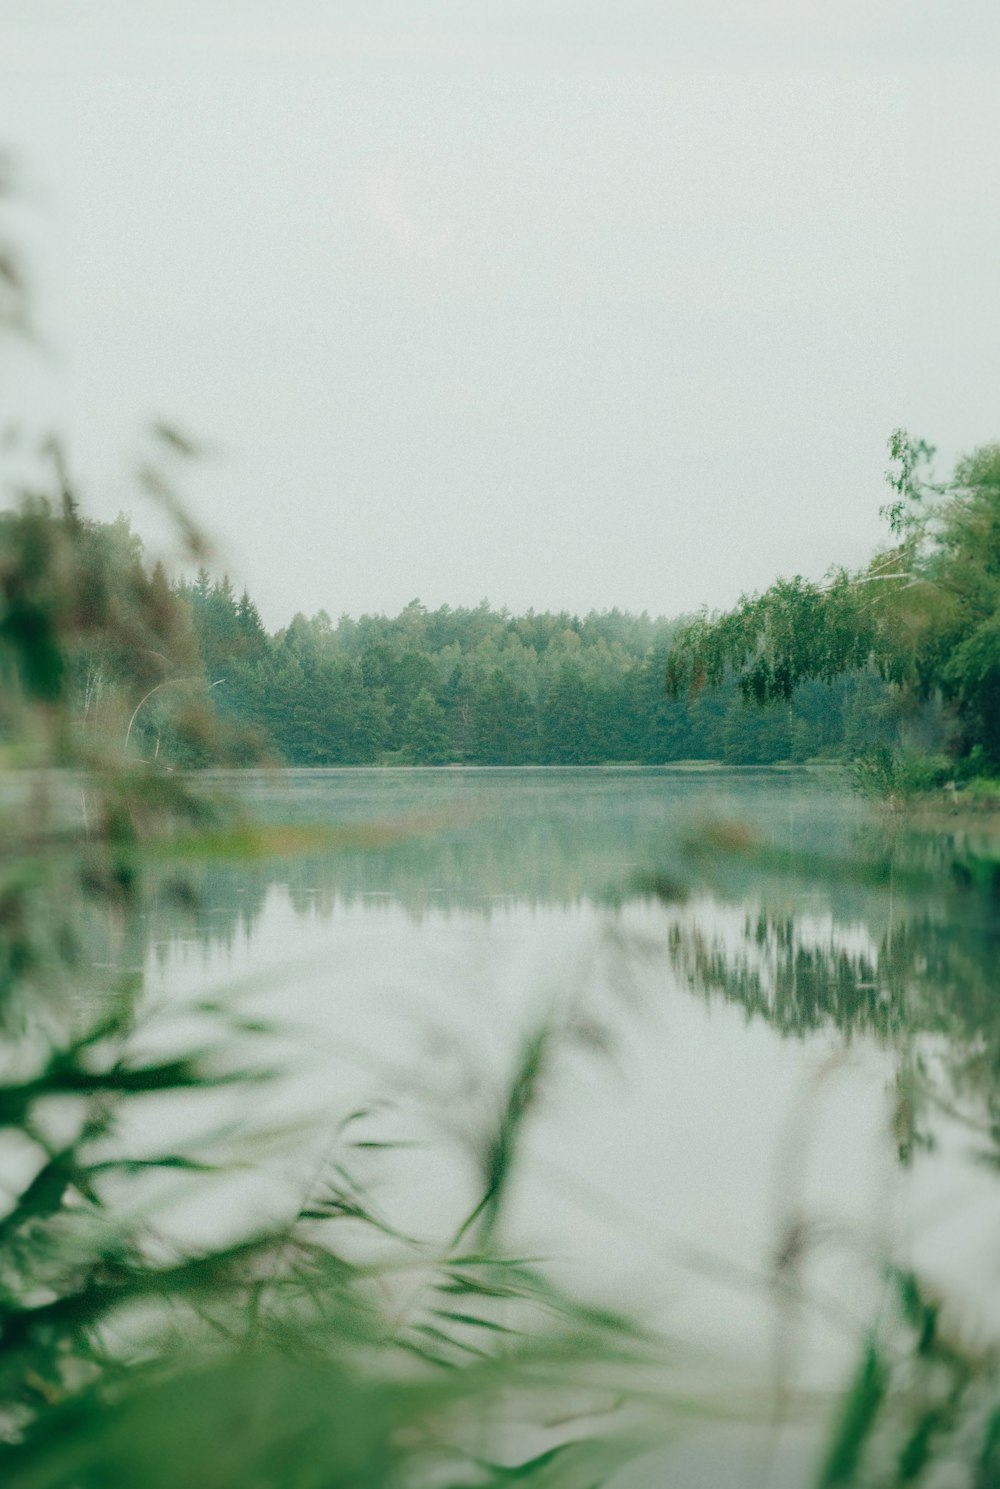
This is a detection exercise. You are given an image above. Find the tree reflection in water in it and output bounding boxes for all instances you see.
[628,815,1000,1484]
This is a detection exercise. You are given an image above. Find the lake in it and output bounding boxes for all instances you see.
[128,766,1000,1483]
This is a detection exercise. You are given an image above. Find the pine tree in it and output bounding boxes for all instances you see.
[402,688,450,764]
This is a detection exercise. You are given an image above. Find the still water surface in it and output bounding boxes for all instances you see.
[134,766,1000,1469]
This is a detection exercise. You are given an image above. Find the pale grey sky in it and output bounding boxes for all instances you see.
[1,2,998,626]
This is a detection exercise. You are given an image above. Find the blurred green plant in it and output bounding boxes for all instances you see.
[845,745,952,804]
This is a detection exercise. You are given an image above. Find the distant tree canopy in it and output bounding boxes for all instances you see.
[170,582,901,769]
[0,479,914,771]
[19,434,988,770]
[666,433,1000,768]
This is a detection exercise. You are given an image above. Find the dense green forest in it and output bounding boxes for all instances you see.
[14,436,992,775]
[0,491,917,770]
[172,568,903,768]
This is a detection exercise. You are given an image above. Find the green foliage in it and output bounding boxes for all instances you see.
[0,494,194,744]
[0,474,889,773]
[174,589,898,769]
[816,1342,887,1488]
[847,745,951,802]
[402,685,450,763]
[667,430,1000,771]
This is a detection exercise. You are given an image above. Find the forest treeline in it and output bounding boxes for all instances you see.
[0,496,932,770]
[24,427,993,775]
[175,568,901,767]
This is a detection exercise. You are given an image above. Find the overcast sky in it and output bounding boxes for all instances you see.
[1,2,998,627]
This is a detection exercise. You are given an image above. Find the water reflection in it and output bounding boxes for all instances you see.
[107,769,1000,1471]
[135,766,848,943]
[640,817,1000,1172]
[138,773,1000,1064]
[126,771,1000,1232]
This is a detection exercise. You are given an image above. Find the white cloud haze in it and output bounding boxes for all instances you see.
[1,2,998,626]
